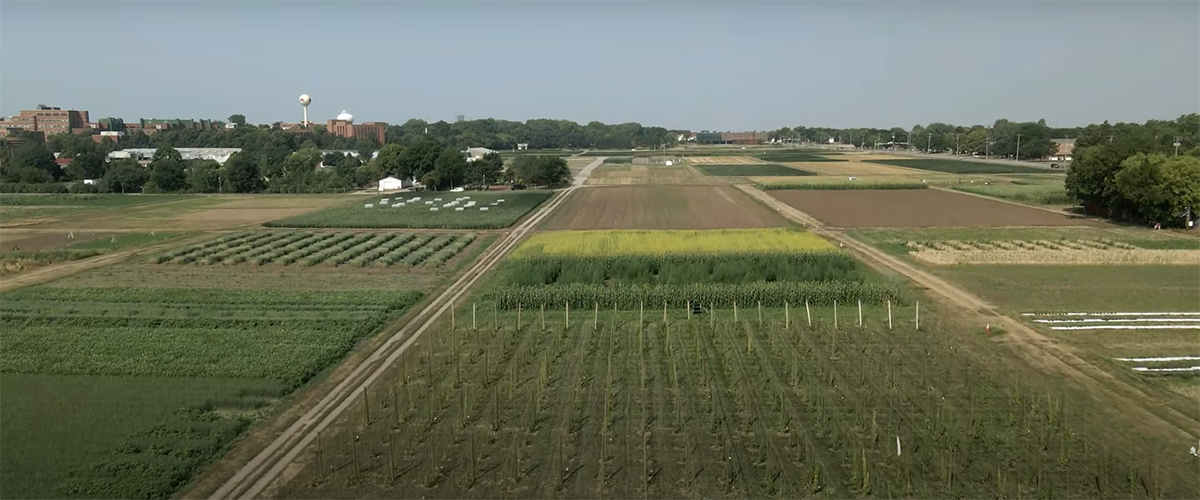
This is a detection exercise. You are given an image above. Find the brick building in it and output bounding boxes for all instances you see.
[0,104,90,136]
[326,111,385,145]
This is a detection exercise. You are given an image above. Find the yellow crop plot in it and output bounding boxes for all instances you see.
[511,228,836,256]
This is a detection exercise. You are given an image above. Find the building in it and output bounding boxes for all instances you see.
[455,115,465,123]
[464,147,495,162]
[378,176,417,192]
[516,143,529,150]
[0,104,90,136]
[108,147,242,165]
[326,111,386,146]
[0,127,45,145]
[135,118,224,134]
[1050,138,1075,162]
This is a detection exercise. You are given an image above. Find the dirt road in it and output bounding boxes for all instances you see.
[0,236,208,292]
[202,157,605,500]
[739,184,1199,443]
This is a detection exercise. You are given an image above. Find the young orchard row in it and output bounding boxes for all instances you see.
[150,231,476,268]
[284,306,1192,499]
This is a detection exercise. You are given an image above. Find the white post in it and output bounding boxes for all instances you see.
[888,300,893,330]
[733,301,738,322]
[915,301,920,330]
[565,301,569,329]
[785,301,790,329]
[857,299,862,327]
[805,300,812,327]
[451,301,455,330]
[833,300,838,330]
[472,303,476,330]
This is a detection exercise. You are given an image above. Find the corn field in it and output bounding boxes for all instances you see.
[511,229,835,257]
[282,304,1194,499]
[150,231,477,268]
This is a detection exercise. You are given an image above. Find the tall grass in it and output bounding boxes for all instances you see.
[512,229,836,256]
[483,281,906,309]
[494,252,867,286]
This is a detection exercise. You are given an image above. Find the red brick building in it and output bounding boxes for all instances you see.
[326,111,386,145]
[0,104,90,136]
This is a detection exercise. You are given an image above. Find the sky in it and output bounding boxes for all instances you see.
[2,1,1197,131]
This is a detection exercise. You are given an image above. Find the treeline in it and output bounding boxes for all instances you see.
[769,119,1102,159]
[112,117,680,152]
[0,139,571,194]
[1065,114,1199,227]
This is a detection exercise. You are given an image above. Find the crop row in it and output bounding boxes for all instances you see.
[151,231,477,267]
[759,181,929,190]
[905,239,1197,265]
[495,252,865,286]
[483,281,906,309]
[263,191,553,229]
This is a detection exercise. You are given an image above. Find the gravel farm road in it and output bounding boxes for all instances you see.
[203,157,606,500]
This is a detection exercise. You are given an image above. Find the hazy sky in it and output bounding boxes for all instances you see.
[2,1,1197,130]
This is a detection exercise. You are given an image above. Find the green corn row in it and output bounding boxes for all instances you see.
[374,234,438,267]
[275,232,356,265]
[350,233,418,267]
[423,233,477,267]
[250,232,339,265]
[399,234,458,267]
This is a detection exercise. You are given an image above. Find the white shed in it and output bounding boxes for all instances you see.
[378,176,405,192]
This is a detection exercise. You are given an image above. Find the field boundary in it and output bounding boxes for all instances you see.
[195,157,604,500]
[740,184,1200,444]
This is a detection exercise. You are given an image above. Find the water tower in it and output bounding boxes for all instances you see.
[299,94,311,127]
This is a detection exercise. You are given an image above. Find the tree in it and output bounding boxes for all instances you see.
[1114,153,1200,226]
[396,140,441,179]
[66,151,105,181]
[188,160,222,193]
[372,144,405,175]
[222,152,264,193]
[228,114,247,127]
[2,141,59,183]
[511,155,570,186]
[146,147,188,192]
[467,151,504,186]
[432,148,468,189]
[103,159,147,193]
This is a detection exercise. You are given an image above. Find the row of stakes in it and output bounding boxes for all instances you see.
[447,299,921,331]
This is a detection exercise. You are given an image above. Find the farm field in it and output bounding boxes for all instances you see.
[0,284,424,499]
[692,164,814,177]
[774,161,924,176]
[275,306,1197,499]
[266,191,552,229]
[1,231,186,276]
[512,229,834,257]
[951,177,1072,205]
[585,165,718,185]
[151,230,476,268]
[866,158,1053,174]
[769,189,1105,227]
[543,186,788,230]
[0,194,349,231]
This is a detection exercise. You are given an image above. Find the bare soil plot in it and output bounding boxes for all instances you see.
[585,165,724,185]
[778,161,923,176]
[543,185,788,229]
[770,189,1107,227]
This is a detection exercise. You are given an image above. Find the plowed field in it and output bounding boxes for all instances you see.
[769,189,1106,227]
[543,186,788,229]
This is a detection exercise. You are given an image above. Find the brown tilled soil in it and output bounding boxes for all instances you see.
[770,189,1107,227]
[542,185,788,229]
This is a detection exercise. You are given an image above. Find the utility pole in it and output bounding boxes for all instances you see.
[955,133,960,155]
[1015,134,1022,161]
[985,129,991,160]
[1175,137,1182,156]
[927,133,932,153]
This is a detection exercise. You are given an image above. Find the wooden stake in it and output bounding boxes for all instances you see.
[594,302,599,329]
[834,300,838,330]
[687,300,691,320]
[757,301,762,326]
[733,301,738,322]
[517,303,522,329]
[663,301,667,324]
[451,301,455,330]
[785,301,790,329]
[805,300,812,327]
[858,298,863,327]
[540,303,545,330]
[710,303,714,328]
[472,302,477,330]
[565,301,570,328]
[915,301,920,330]
[888,300,893,330]
[639,301,644,329]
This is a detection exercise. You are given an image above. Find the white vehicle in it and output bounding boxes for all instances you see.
[450,187,465,192]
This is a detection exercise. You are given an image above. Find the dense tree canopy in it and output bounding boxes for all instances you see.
[1066,114,1199,226]
[511,156,571,187]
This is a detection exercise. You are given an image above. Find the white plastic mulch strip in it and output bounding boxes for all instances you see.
[1132,366,1200,372]
[1033,318,1200,324]
[1115,356,1200,362]
[1049,325,1200,331]
[1022,312,1200,317]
